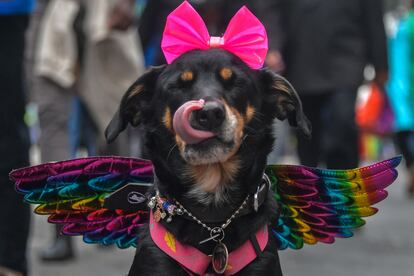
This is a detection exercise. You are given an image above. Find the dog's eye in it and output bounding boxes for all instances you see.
[180,71,194,83]
[218,68,235,85]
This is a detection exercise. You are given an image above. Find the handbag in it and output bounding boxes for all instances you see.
[356,82,394,136]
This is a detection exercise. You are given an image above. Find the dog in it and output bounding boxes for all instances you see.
[105,46,311,275]
[8,3,399,275]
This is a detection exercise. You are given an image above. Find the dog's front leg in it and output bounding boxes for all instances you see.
[128,228,188,276]
[236,237,284,276]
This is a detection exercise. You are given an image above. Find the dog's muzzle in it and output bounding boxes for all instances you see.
[173,99,224,144]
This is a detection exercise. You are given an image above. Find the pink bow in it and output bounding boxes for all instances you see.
[161,1,268,70]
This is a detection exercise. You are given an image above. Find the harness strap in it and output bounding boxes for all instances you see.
[249,233,262,257]
[149,212,268,275]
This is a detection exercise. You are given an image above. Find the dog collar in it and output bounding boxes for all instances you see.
[104,173,271,224]
[173,174,271,224]
[149,211,269,275]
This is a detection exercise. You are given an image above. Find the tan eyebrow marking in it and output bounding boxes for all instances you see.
[220,68,233,80]
[163,107,172,130]
[246,104,255,122]
[180,71,194,82]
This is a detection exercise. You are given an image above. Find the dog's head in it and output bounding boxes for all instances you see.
[106,49,310,204]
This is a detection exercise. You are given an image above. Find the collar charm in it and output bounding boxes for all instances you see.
[147,191,183,223]
[212,239,229,274]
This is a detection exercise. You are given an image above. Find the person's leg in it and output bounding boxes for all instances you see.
[0,165,30,276]
[267,120,292,164]
[69,96,83,158]
[395,131,414,196]
[78,100,98,156]
[0,15,31,276]
[296,94,325,167]
[34,78,75,261]
[35,78,72,162]
[323,88,359,169]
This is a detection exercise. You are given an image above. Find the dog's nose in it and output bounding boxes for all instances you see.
[193,101,225,131]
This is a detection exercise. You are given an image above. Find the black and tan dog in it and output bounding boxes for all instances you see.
[105,48,311,275]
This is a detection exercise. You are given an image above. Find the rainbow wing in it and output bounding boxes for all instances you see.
[266,156,401,250]
[10,156,154,249]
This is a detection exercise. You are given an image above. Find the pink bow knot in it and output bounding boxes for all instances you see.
[161,1,268,70]
[209,36,224,48]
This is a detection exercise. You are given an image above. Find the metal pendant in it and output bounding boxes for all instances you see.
[212,241,229,274]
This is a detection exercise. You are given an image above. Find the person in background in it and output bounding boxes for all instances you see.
[26,0,74,261]
[387,0,414,197]
[30,0,143,261]
[280,0,389,169]
[0,0,35,275]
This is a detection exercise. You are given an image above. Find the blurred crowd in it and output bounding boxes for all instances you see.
[0,0,413,275]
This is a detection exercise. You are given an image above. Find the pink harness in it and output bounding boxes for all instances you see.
[149,212,268,275]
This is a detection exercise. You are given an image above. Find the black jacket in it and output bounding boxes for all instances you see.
[0,15,30,169]
[280,0,388,93]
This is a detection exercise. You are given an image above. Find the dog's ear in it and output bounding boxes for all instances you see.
[105,65,166,143]
[260,68,312,137]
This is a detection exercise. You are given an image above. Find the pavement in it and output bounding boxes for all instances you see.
[27,158,414,276]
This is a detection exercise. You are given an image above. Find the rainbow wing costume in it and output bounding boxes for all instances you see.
[10,156,401,250]
[266,156,401,250]
[10,156,153,249]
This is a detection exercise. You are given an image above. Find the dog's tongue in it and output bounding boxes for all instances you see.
[173,99,216,144]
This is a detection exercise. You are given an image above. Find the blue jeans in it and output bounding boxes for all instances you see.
[69,97,98,158]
